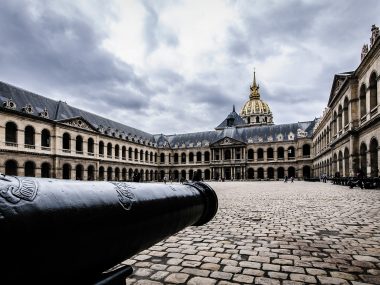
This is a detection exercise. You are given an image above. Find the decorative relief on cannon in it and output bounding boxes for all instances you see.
[0,175,38,204]
[111,182,136,210]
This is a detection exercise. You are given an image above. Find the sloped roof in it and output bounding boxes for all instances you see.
[215,110,246,129]
[0,81,154,142]
[0,80,316,147]
[327,72,353,107]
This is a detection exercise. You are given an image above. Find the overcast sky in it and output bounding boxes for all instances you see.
[0,0,379,134]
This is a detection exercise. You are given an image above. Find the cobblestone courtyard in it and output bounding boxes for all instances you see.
[124,182,380,285]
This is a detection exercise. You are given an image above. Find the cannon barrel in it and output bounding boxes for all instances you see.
[0,176,218,284]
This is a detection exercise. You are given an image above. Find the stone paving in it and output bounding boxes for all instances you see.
[123,181,380,284]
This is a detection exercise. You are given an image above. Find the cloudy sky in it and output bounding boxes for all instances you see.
[0,0,379,134]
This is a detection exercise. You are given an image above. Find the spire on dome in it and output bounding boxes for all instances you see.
[233,104,235,112]
[249,69,260,99]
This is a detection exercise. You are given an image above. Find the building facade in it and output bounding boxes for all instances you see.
[0,26,379,181]
[313,25,380,178]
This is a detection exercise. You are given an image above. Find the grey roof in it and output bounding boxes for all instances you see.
[159,120,316,148]
[215,109,246,129]
[0,80,316,148]
[0,81,154,142]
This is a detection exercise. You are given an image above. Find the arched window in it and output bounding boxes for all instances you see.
[360,142,367,176]
[115,144,120,158]
[360,84,367,118]
[87,165,95,181]
[41,129,51,148]
[370,138,378,177]
[62,164,71,179]
[288,146,295,159]
[160,153,165,163]
[338,105,343,131]
[343,97,349,127]
[256,117,259,123]
[277,147,284,159]
[76,164,84,180]
[134,149,138,160]
[76,135,83,153]
[248,149,254,160]
[145,151,149,161]
[303,144,310,157]
[99,141,104,156]
[196,152,202,162]
[5,122,17,144]
[122,146,126,160]
[41,162,51,178]
[204,151,210,162]
[257,148,264,161]
[181,152,186,163]
[5,160,18,175]
[107,167,113,181]
[181,170,186,180]
[140,150,144,161]
[267,148,274,160]
[24,161,35,177]
[150,152,153,162]
[189,152,194,163]
[369,72,378,110]
[107,143,112,157]
[128,147,132,160]
[99,166,105,181]
[88,138,94,154]
[174,153,179,164]
[24,126,35,146]
[62,133,71,150]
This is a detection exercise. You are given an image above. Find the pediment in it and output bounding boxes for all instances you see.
[58,116,98,132]
[211,136,246,147]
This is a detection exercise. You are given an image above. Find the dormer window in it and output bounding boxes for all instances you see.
[22,104,33,114]
[3,98,16,110]
[39,107,49,118]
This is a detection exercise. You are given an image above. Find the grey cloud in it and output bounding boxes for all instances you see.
[0,1,151,115]
[142,1,179,54]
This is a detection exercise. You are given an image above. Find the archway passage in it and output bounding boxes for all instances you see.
[257,168,264,179]
[277,167,284,179]
[5,160,18,176]
[247,168,254,179]
[302,166,311,179]
[224,168,231,180]
[76,165,84,180]
[204,169,211,180]
[267,167,274,179]
[288,167,296,178]
[62,164,71,180]
[24,161,36,177]
[41,162,51,178]
[370,138,379,177]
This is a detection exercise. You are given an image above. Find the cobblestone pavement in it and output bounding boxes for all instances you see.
[123,181,380,285]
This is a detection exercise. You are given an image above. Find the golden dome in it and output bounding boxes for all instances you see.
[239,70,273,124]
[241,99,272,116]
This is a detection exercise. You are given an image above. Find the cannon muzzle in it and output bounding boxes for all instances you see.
[0,176,218,284]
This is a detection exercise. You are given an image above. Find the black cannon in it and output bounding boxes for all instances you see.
[0,175,218,285]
